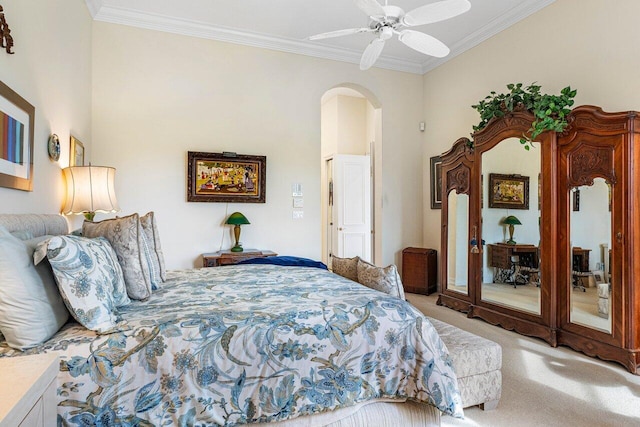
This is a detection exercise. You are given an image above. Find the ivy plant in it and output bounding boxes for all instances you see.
[471,83,577,150]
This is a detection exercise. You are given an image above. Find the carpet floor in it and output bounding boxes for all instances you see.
[406,293,640,427]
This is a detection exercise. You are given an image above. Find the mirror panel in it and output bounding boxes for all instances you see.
[569,178,612,333]
[480,138,541,315]
[446,191,469,294]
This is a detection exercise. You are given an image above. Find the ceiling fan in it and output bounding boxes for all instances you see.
[309,0,471,70]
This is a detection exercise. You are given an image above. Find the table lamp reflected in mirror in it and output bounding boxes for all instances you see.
[502,215,522,244]
[226,212,250,252]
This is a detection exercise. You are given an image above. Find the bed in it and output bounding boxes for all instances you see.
[0,214,463,426]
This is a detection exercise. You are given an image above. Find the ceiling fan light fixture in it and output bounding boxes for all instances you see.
[309,0,471,70]
[402,0,471,27]
[380,26,393,41]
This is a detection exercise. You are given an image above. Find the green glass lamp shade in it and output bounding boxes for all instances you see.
[226,212,250,252]
[502,215,522,244]
[502,215,522,225]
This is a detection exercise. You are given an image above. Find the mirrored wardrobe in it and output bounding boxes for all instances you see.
[438,106,640,374]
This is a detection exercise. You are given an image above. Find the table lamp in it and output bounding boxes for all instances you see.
[502,215,522,245]
[226,212,250,252]
[62,166,120,221]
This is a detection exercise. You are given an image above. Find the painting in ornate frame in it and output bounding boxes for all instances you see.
[488,173,530,210]
[187,151,266,203]
[0,80,34,191]
[70,136,85,166]
[430,155,442,209]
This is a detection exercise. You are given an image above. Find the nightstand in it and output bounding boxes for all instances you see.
[202,249,277,267]
[0,353,58,427]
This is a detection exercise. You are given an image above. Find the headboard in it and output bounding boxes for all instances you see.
[0,214,68,237]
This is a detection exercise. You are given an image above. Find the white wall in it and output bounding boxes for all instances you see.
[0,0,92,227]
[92,22,424,269]
[423,0,640,273]
[570,178,611,271]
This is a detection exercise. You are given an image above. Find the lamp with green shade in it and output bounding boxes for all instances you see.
[226,212,250,252]
[502,215,522,245]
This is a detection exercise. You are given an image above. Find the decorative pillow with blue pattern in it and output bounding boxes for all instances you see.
[46,235,128,333]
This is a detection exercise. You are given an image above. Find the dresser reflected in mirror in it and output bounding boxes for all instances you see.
[480,138,541,315]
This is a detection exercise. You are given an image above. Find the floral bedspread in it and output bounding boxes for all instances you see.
[0,265,463,425]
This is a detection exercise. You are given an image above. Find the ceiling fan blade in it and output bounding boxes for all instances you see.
[309,27,372,41]
[360,37,386,70]
[398,30,450,58]
[403,0,471,26]
[354,0,386,19]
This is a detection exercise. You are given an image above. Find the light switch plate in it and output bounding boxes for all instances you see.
[292,183,303,197]
[293,197,304,208]
[292,210,304,219]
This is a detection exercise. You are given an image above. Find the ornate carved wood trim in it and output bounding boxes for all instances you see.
[0,5,14,55]
[472,110,535,147]
[568,143,616,187]
[445,163,470,195]
[440,137,473,166]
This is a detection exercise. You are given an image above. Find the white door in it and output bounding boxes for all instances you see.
[329,154,372,264]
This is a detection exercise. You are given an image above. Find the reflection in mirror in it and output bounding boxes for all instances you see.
[446,191,469,294]
[569,178,612,333]
[481,138,541,315]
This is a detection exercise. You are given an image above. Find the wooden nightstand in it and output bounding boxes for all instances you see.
[0,353,58,427]
[202,249,277,267]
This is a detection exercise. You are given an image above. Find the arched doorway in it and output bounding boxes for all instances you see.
[320,84,382,267]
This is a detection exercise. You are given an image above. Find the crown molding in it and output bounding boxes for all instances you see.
[420,0,556,73]
[86,0,555,76]
[84,0,102,18]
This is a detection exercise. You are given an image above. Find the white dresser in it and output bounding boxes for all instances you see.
[0,353,58,427]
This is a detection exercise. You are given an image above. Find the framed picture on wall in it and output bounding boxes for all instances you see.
[430,155,442,209]
[187,151,266,203]
[70,136,85,166]
[0,80,34,191]
[489,173,530,210]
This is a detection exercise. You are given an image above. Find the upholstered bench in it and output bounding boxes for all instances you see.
[429,317,502,410]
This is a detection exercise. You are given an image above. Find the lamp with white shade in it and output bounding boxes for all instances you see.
[62,165,120,221]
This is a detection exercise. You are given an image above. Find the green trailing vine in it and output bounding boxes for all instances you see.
[471,83,577,150]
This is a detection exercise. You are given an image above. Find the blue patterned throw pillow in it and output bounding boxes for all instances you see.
[46,235,126,333]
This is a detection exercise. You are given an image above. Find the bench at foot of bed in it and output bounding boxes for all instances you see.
[429,317,502,410]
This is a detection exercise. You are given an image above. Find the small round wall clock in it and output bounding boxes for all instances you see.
[47,134,60,161]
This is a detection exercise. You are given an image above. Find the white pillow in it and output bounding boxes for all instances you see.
[0,226,69,350]
[46,235,125,333]
[139,225,162,291]
[139,211,167,282]
[356,259,406,300]
[82,213,152,300]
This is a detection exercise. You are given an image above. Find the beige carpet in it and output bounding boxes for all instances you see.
[406,293,640,427]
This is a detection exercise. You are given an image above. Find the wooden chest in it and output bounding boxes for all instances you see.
[402,247,438,295]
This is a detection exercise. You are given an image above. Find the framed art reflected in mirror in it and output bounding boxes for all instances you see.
[489,173,529,210]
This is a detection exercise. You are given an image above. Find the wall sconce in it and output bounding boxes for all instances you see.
[502,215,522,245]
[225,212,250,252]
[62,165,120,221]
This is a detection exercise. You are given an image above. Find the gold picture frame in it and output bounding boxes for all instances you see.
[70,136,84,166]
[0,79,34,191]
[489,173,530,210]
[187,151,266,203]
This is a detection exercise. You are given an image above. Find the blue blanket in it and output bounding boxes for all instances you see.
[237,255,327,270]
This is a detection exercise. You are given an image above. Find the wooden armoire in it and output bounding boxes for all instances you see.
[437,105,640,374]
